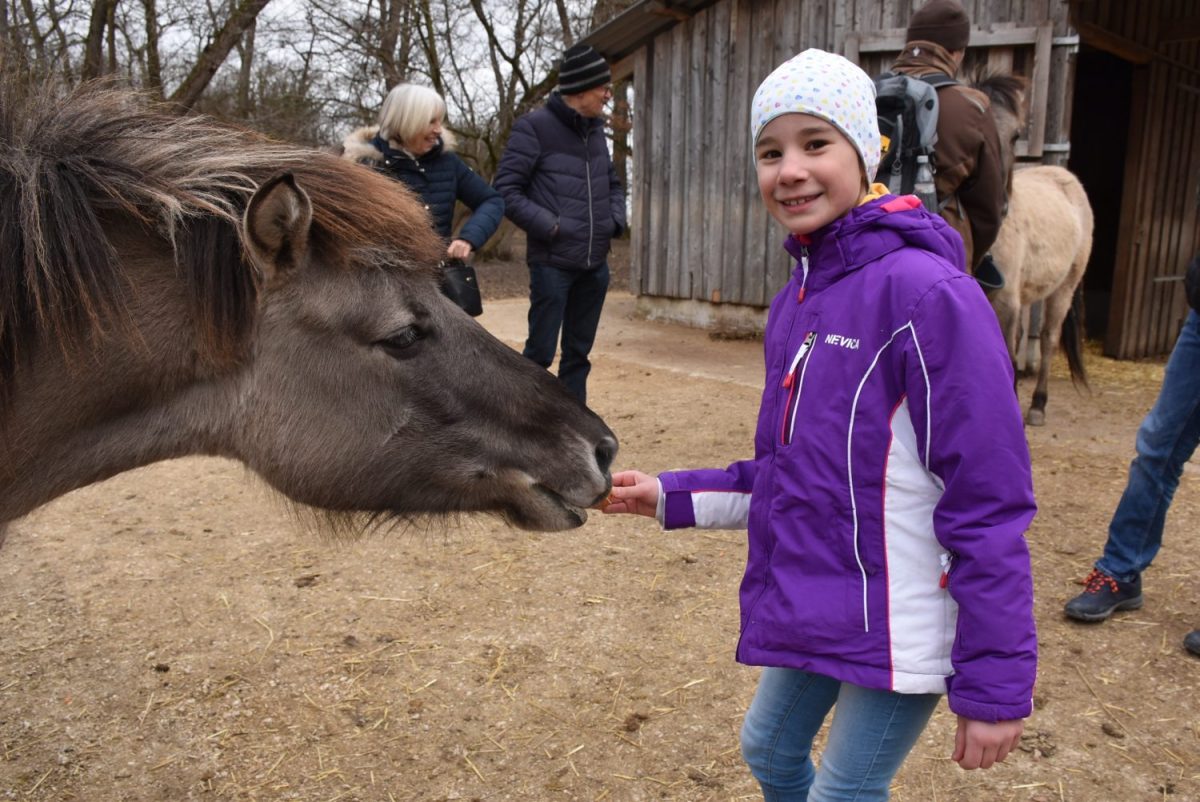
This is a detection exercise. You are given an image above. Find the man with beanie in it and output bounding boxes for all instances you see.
[494,43,626,405]
[891,0,1007,279]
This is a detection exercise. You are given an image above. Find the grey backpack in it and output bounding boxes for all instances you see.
[874,71,958,196]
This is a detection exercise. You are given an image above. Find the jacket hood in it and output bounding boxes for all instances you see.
[891,41,959,78]
[341,126,383,163]
[339,125,455,164]
[783,195,967,290]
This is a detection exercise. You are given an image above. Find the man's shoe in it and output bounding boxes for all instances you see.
[1064,568,1143,622]
[1184,630,1200,657]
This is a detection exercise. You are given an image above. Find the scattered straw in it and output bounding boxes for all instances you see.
[261,751,287,779]
[136,691,155,728]
[464,753,485,781]
[660,678,706,696]
[253,616,275,663]
[1073,664,1149,749]
[27,768,52,793]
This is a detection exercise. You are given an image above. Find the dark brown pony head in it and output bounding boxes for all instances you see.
[0,79,616,532]
[970,71,1028,197]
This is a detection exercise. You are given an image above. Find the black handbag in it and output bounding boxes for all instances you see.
[440,259,483,317]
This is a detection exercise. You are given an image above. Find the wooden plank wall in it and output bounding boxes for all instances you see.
[632,0,1076,308]
[633,0,836,307]
[841,0,1073,163]
[1075,0,1200,358]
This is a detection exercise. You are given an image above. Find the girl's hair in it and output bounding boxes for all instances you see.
[377,84,457,150]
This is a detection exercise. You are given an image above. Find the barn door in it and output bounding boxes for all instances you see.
[844,22,1055,160]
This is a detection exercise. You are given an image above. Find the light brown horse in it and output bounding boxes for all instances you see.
[972,75,1094,427]
[0,81,617,546]
[988,165,1093,426]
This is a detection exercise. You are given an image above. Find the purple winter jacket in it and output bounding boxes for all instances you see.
[659,195,1037,722]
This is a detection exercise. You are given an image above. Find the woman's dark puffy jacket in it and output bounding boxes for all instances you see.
[341,127,504,252]
[493,93,626,270]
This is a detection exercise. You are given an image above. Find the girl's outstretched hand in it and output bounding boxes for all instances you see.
[599,470,660,518]
[952,716,1023,769]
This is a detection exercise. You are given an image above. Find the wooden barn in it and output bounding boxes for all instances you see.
[584,0,1200,358]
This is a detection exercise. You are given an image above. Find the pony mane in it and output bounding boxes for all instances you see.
[970,71,1027,119]
[0,79,442,401]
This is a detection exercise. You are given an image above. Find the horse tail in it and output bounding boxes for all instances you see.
[1061,287,1090,391]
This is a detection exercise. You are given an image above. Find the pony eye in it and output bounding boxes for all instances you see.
[376,325,425,359]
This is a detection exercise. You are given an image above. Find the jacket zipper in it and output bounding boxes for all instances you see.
[780,248,815,445]
[780,331,817,445]
[796,247,810,303]
[583,132,594,266]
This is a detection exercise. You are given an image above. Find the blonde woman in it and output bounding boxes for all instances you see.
[342,83,503,261]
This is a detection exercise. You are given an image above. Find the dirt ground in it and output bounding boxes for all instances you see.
[2,241,1199,801]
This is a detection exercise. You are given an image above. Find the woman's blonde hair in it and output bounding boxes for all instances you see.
[377,84,456,150]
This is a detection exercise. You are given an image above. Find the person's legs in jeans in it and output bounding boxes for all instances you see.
[741,667,938,801]
[523,263,572,371]
[557,262,609,405]
[808,682,940,801]
[1097,310,1200,583]
[742,667,838,800]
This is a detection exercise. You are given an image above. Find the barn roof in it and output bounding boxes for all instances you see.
[582,0,721,69]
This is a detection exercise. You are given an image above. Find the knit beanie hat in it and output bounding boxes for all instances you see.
[558,44,611,95]
[750,48,881,182]
[906,0,971,52]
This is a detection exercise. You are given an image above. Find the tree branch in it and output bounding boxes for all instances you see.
[168,0,273,111]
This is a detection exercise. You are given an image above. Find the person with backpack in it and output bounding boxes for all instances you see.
[889,0,1007,283]
[601,47,1036,800]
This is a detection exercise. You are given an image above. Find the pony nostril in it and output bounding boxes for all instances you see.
[594,436,617,475]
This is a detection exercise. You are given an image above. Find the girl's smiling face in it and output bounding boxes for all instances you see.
[754,113,867,236]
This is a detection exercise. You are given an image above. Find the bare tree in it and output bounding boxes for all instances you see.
[553,0,571,44]
[376,0,415,89]
[6,0,631,164]
[81,0,114,79]
[235,17,254,116]
[141,0,162,94]
[168,0,272,110]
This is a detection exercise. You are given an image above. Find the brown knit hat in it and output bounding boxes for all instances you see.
[906,0,971,52]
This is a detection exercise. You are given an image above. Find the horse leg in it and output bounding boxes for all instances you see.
[1022,302,1043,379]
[988,288,1023,395]
[1028,288,1074,426]
[1015,306,1031,374]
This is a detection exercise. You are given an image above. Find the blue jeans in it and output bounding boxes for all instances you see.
[523,262,609,405]
[1097,310,1200,582]
[741,667,940,801]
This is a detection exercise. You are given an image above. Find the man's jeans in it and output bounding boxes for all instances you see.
[1098,310,1200,582]
[740,667,940,801]
[523,262,609,405]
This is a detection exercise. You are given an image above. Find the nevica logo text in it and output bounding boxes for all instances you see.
[824,333,860,350]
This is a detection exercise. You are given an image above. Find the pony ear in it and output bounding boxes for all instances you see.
[242,172,312,281]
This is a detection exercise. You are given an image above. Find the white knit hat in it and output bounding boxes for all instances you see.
[750,48,881,182]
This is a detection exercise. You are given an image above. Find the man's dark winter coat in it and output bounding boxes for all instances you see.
[494,92,626,270]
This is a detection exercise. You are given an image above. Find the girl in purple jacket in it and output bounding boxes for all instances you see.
[602,48,1036,800]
